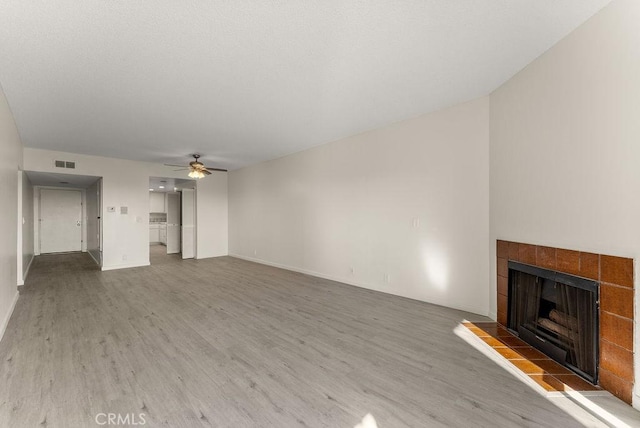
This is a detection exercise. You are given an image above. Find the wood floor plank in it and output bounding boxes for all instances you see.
[0,247,636,427]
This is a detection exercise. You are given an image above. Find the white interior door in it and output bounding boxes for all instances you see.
[166,192,181,254]
[40,189,82,254]
[181,189,195,259]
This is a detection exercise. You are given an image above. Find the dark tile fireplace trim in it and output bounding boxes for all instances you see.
[496,240,635,404]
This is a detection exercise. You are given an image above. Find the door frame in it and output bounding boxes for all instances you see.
[35,186,87,255]
[181,188,196,259]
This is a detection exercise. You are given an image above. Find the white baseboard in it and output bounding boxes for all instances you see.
[101,262,150,271]
[488,310,497,321]
[229,253,488,316]
[88,250,101,267]
[230,252,364,288]
[17,254,35,287]
[0,291,19,343]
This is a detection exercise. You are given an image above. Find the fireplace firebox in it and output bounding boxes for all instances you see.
[507,261,599,383]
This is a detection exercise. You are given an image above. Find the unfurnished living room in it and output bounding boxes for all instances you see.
[1,1,639,427]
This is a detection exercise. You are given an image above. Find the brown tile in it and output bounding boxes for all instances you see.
[465,326,492,337]
[494,328,515,338]
[497,294,508,326]
[510,358,573,376]
[497,257,508,278]
[552,374,601,391]
[465,321,499,329]
[534,359,574,375]
[497,240,509,259]
[480,336,509,347]
[601,255,634,288]
[579,252,599,280]
[510,358,548,374]
[599,368,633,404]
[495,346,547,360]
[600,339,634,382]
[600,311,633,351]
[464,323,508,337]
[536,246,556,270]
[512,346,548,360]
[497,275,508,296]
[494,335,528,348]
[463,321,513,337]
[478,330,529,348]
[495,347,529,360]
[508,242,519,261]
[528,374,566,392]
[519,244,536,265]
[600,284,634,319]
[556,248,580,276]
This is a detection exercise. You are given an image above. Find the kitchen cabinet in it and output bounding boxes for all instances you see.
[149,192,166,213]
[149,224,160,243]
[159,225,167,245]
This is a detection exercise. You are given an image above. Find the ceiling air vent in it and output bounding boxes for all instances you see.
[54,160,76,169]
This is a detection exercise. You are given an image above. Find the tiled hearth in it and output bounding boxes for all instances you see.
[496,240,634,404]
[463,321,601,393]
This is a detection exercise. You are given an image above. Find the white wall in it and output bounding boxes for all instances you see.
[229,97,490,315]
[196,173,228,258]
[17,171,34,284]
[0,83,22,340]
[23,149,228,270]
[86,179,101,265]
[489,0,640,406]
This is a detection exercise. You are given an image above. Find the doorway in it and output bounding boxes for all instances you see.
[26,171,102,263]
[149,177,195,264]
[39,189,82,254]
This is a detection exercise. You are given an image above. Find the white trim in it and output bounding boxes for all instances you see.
[230,252,363,285]
[17,254,35,286]
[488,310,497,321]
[229,253,488,315]
[88,250,101,267]
[101,262,150,271]
[0,291,19,343]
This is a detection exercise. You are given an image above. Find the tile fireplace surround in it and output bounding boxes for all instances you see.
[496,240,634,404]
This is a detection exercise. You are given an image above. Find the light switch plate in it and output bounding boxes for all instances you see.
[107,207,116,213]
[120,206,128,214]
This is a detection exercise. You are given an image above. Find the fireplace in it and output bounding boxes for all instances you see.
[496,240,635,404]
[507,261,599,383]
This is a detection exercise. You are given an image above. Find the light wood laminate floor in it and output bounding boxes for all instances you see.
[0,249,638,427]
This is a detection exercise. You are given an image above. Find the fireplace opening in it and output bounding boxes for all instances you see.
[507,261,599,384]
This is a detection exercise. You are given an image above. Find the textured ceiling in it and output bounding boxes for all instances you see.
[0,1,611,170]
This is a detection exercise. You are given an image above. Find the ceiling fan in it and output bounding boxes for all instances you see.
[164,154,227,179]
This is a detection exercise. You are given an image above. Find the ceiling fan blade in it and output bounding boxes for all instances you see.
[164,163,187,168]
[202,169,212,175]
[173,168,188,171]
[204,167,228,172]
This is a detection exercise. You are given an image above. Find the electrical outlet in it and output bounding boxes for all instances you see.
[349,267,355,274]
[122,254,127,261]
[253,249,257,256]
[383,273,390,283]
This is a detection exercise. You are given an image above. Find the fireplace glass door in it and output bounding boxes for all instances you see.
[508,262,599,383]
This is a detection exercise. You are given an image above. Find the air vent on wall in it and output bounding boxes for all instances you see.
[54,160,75,169]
